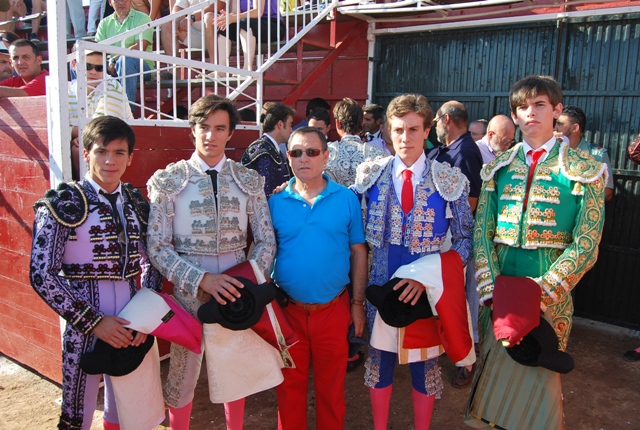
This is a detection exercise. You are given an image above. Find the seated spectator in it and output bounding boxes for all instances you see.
[0,30,20,49]
[0,46,14,80]
[293,96,330,130]
[0,39,48,98]
[132,0,171,19]
[27,0,45,42]
[68,46,133,177]
[160,0,216,73]
[96,0,154,108]
[215,0,285,72]
[0,0,26,32]
[66,0,87,38]
[87,0,106,36]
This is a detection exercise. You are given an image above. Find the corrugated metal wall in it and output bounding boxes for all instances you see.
[372,14,640,329]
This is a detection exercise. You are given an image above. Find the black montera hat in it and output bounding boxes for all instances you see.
[506,317,575,374]
[80,333,154,377]
[366,278,433,328]
[197,277,277,330]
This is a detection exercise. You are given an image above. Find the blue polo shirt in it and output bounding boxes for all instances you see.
[269,174,365,303]
[428,131,483,198]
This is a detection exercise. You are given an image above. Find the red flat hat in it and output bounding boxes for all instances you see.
[492,275,541,346]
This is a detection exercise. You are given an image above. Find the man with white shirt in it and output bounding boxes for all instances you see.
[242,102,295,197]
[355,93,474,430]
[475,114,515,164]
[147,94,282,429]
[362,103,390,155]
[469,75,606,429]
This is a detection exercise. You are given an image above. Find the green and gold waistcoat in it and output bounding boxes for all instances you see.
[474,141,607,348]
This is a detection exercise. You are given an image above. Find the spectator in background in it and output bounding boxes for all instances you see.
[307,107,331,139]
[0,46,14,80]
[87,0,107,36]
[293,96,330,130]
[68,46,133,178]
[554,105,614,201]
[0,0,26,32]
[0,39,48,97]
[242,102,295,197]
[362,103,390,155]
[0,30,20,48]
[475,114,515,164]
[160,0,216,74]
[325,97,385,187]
[96,0,154,108]
[67,0,87,38]
[216,0,286,72]
[468,118,488,141]
[428,100,483,388]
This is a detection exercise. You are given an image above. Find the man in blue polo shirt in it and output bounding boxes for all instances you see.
[269,126,367,430]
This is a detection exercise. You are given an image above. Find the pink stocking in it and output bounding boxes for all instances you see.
[369,386,392,430]
[224,398,245,430]
[412,388,435,430]
[169,402,193,430]
[102,420,120,430]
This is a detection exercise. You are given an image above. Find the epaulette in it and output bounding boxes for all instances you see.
[431,160,469,202]
[480,143,521,182]
[353,155,393,193]
[33,182,88,228]
[122,183,150,229]
[146,160,190,197]
[559,142,607,184]
[228,160,265,195]
[241,138,283,165]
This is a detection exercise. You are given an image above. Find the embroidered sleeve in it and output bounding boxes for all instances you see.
[538,178,605,310]
[473,176,502,304]
[29,207,104,334]
[146,185,205,298]
[247,190,276,276]
[448,185,474,266]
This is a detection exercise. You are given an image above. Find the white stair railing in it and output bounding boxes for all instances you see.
[68,0,339,140]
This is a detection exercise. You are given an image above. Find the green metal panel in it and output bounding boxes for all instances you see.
[372,14,640,329]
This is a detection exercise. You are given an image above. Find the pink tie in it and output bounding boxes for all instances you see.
[401,169,413,214]
[524,149,546,207]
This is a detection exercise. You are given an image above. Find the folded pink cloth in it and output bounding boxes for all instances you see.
[492,276,541,346]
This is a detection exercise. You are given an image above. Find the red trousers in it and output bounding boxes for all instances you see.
[276,292,351,430]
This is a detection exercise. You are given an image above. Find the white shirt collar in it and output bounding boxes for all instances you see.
[522,135,557,156]
[84,173,122,197]
[393,151,427,182]
[192,152,226,173]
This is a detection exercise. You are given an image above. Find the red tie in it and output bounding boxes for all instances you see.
[524,149,546,207]
[401,169,414,214]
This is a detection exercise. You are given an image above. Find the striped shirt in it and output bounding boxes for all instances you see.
[68,79,133,122]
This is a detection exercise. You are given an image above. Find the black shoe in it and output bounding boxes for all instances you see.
[30,33,40,42]
[452,363,476,388]
[623,350,640,362]
[347,352,364,373]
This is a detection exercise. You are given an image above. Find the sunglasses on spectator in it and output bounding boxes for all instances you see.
[86,63,104,72]
[288,148,323,158]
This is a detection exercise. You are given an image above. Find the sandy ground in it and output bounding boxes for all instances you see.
[1,316,639,430]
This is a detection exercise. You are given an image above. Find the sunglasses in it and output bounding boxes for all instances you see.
[86,63,104,72]
[288,148,323,158]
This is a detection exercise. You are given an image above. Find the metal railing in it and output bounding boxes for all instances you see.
[69,0,338,136]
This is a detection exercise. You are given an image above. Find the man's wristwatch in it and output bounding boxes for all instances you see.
[351,299,365,306]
